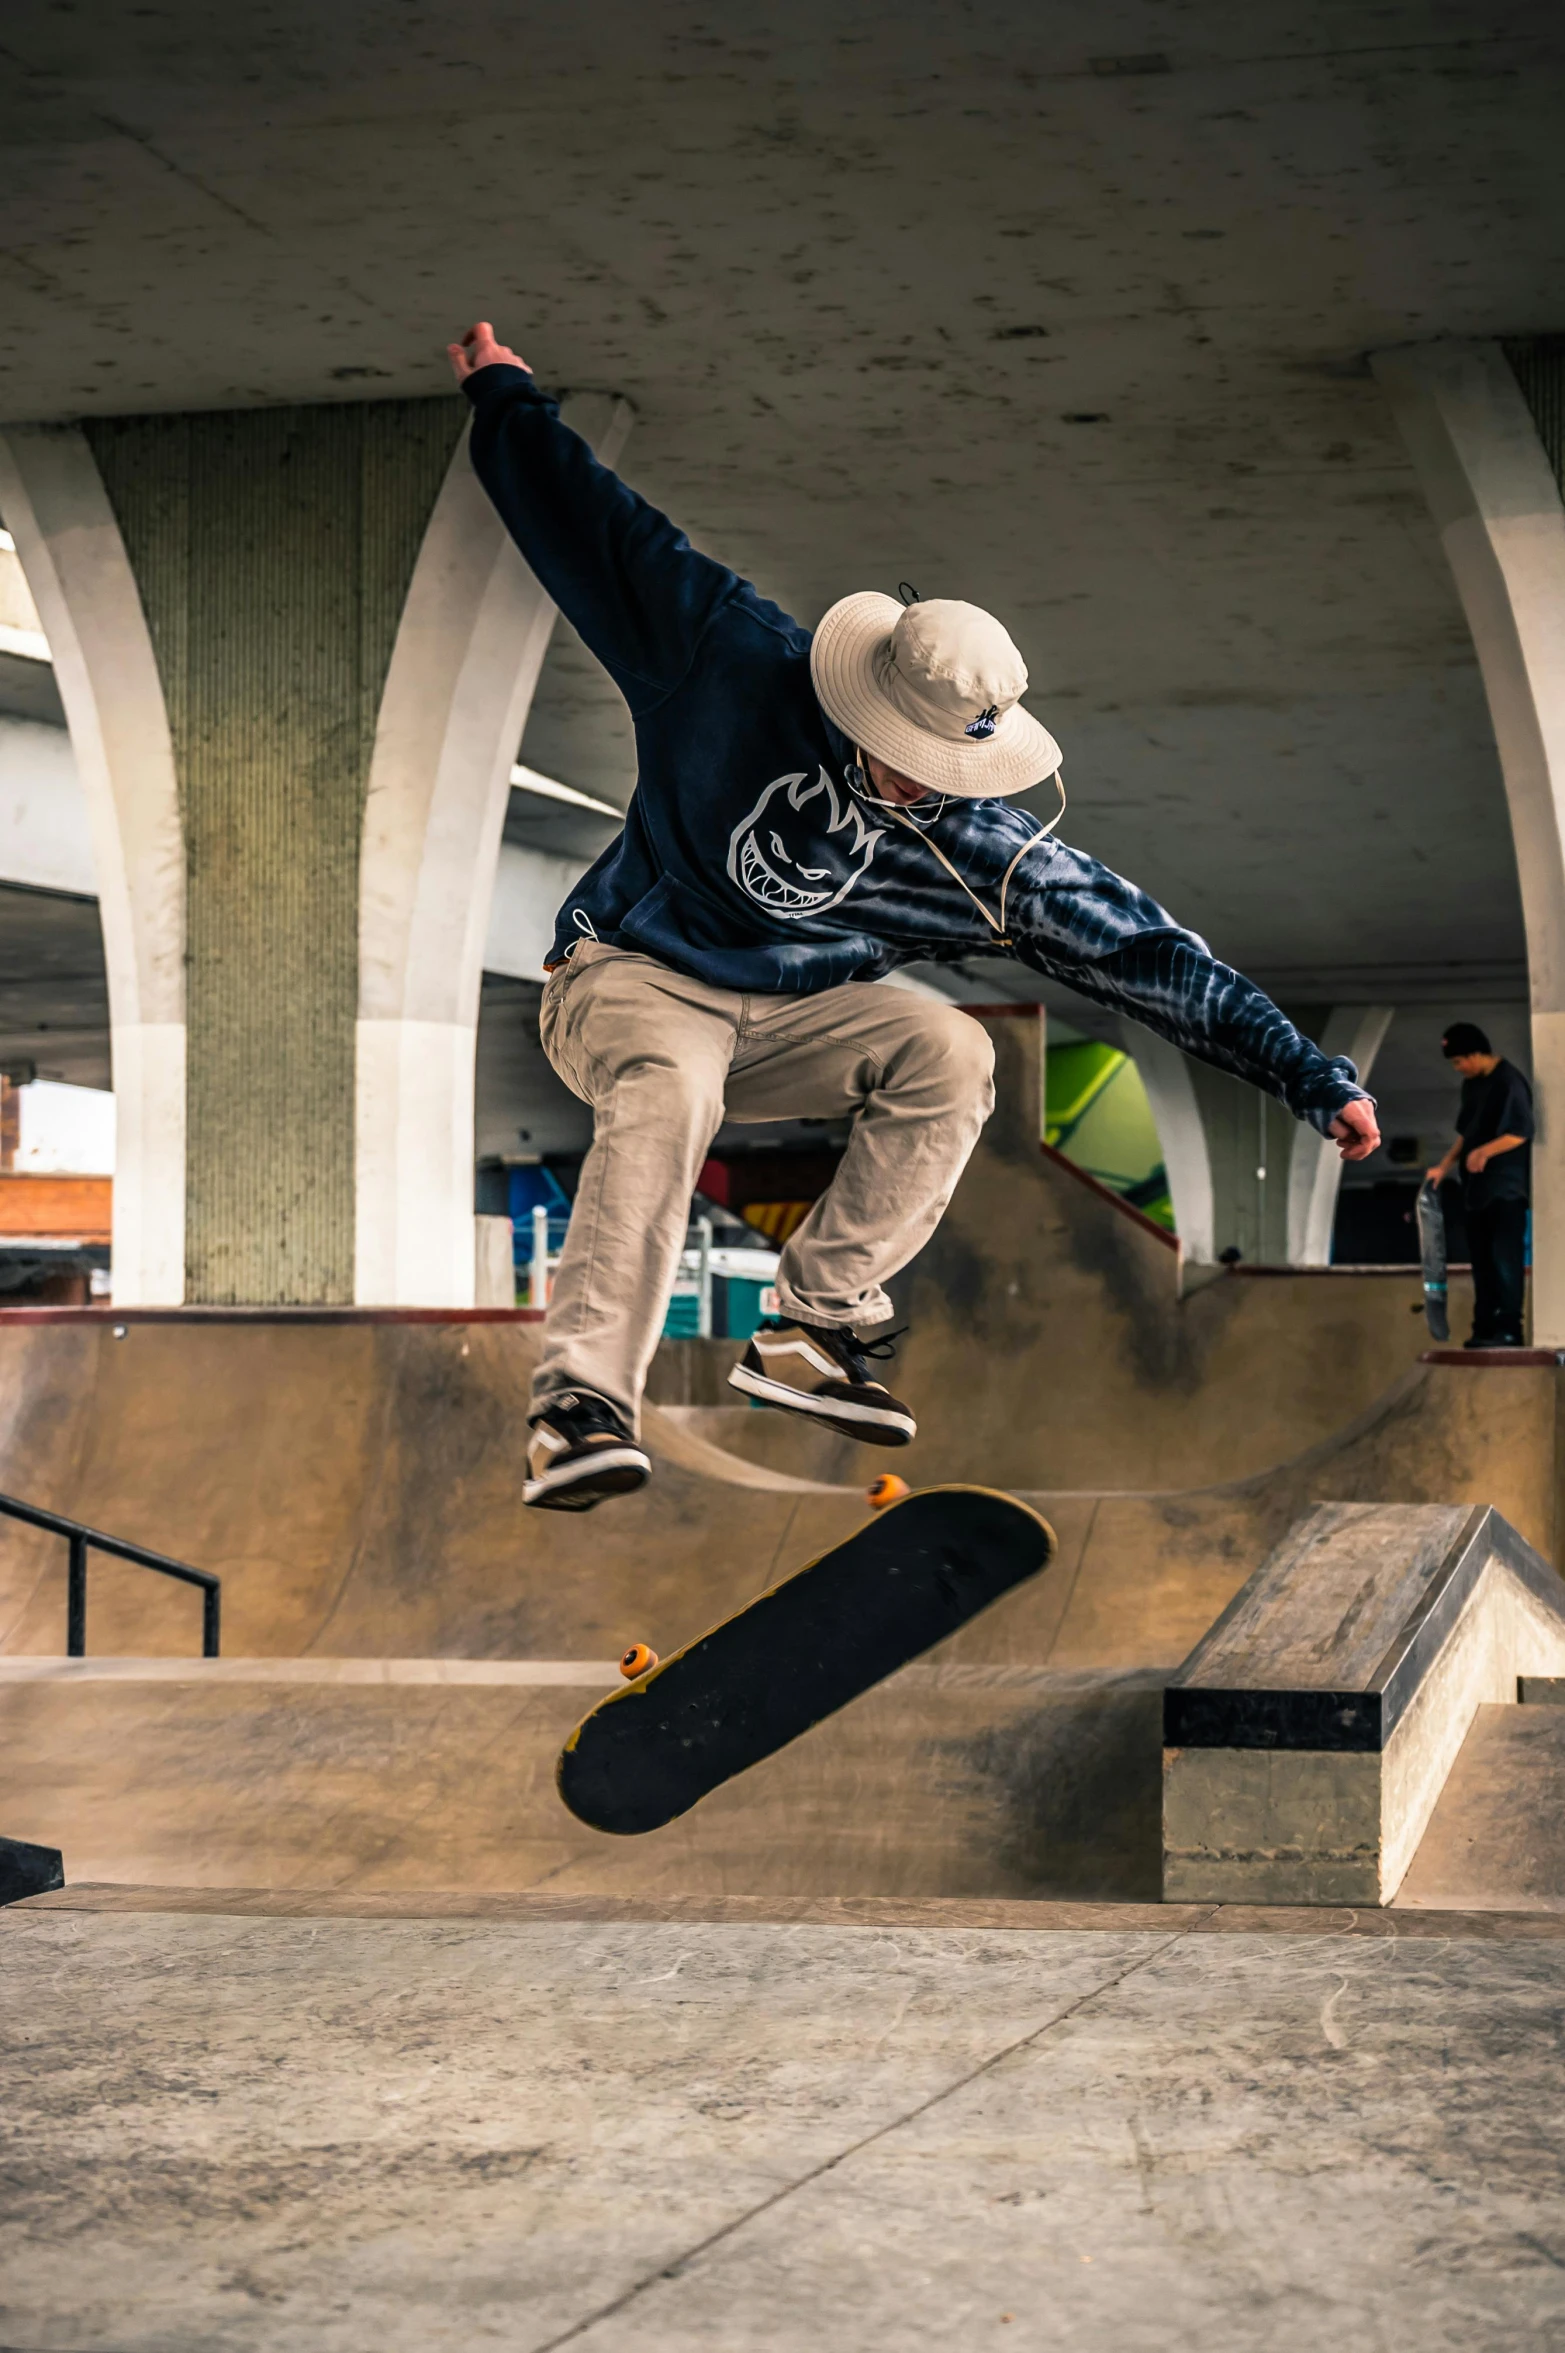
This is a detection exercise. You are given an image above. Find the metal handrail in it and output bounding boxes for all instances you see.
[0,1492,220,1658]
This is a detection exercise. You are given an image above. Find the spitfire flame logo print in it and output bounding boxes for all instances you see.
[726,768,887,920]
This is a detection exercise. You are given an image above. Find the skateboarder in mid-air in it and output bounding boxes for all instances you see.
[449,321,1382,1511]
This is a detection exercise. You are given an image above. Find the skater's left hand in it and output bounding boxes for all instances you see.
[1330,1100,1380,1162]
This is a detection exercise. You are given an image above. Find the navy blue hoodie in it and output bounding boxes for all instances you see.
[465,364,1367,1132]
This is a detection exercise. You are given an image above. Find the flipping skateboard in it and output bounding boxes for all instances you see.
[1416,1178,1449,1342]
[557,1484,1056,1835]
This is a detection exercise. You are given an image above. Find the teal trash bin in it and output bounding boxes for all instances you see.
[717,1275,771,1343]
[662,1290,702,1339]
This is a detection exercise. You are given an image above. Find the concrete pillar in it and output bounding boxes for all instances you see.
[0,426,186,1302]
[1129,1007,1389,1267]
[0,390,628,1308]
[84,401,472,1304]
[1372,339,1565,1340]
[357,395,629,1305]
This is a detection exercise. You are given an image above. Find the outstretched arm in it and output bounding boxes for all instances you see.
[448,321,741,714]
[1010,840,1380,1161]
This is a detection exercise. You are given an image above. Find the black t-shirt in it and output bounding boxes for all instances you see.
[1457,1057,1534,1208]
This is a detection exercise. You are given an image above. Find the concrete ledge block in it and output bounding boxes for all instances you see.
[1163,1503,1565,1905]
[1163,1746,1382,1905]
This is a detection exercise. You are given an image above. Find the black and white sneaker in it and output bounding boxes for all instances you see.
[726,1319,916,1446]
[524,1390,652,1512]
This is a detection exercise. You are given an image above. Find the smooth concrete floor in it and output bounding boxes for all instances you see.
[4,1902,1565,2352]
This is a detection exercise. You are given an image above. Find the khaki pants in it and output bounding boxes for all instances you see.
[534,943,996,1430]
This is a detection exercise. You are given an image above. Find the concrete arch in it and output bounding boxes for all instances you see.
[1285,1006,1394,1266]
[1125,1028,1216,1267]
[1132,1007,1391,1269]
[0,426,185,1303]
[355,394,632,1306]
[1373,341,1565,1338]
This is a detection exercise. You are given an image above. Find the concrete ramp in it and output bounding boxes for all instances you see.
[1164,1503,1565,1906]
[12,1315,1545,1683]
[691,1353,1565,1678]
[0,1317,866,1663]
[1,1276,1560,1907]
[0,1655,1164,1901]
[755,1011,1473,1496]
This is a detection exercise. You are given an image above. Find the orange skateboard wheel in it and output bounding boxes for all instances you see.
[866,1474,911,1509]
[620,1643,658,1679]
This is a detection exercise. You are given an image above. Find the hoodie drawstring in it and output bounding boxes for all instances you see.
[882,770,1067,947]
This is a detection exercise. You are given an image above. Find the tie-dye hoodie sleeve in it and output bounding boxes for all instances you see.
[1005,836,1371,1134]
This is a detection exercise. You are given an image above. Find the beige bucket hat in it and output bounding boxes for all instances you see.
[810,591,1061,800]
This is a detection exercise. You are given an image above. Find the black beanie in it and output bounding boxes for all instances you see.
[1441,1022,1492,1059]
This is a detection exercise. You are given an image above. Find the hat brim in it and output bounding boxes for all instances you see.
[809,591,1061,801]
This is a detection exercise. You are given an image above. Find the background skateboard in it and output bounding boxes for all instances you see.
[1417,1178,1449,1343]
[558,1484,1055,1835]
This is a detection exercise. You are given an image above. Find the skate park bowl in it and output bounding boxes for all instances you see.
[1,1010,1561,1917]
[649,1011,1482,1496]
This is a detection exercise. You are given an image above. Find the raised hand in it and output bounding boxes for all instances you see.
[447,321,531,384]
[1330,1098,1381,1163]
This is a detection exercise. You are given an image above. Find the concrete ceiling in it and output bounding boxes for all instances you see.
[0,1,1557,1035]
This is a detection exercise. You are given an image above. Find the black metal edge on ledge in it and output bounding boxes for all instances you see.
[1420,1348,1565,1367]
[1162,1686,1384,1753]
[0,1835,64,1907]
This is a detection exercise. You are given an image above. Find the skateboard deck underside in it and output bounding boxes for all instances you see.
[1417,1180,1449,1343]
[557,1485,1055,1835]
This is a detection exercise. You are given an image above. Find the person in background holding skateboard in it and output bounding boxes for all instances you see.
[448,321,1382,1511]
[1426,1023,1533,1349]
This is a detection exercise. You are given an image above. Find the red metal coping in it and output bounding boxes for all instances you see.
[0,1306,548,1326]
[1230,1261,1470,1278]
[1420,1347,1562,1368]
[1037,1140,1179,1251]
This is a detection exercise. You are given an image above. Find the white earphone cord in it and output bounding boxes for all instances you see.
[885,768,1066,946]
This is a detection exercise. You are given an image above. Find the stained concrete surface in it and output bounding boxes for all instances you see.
[4,1904,1565,2352]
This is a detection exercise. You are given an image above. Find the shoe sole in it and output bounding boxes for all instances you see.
[524,1448,652,1512]
[726,1363,915,1446]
